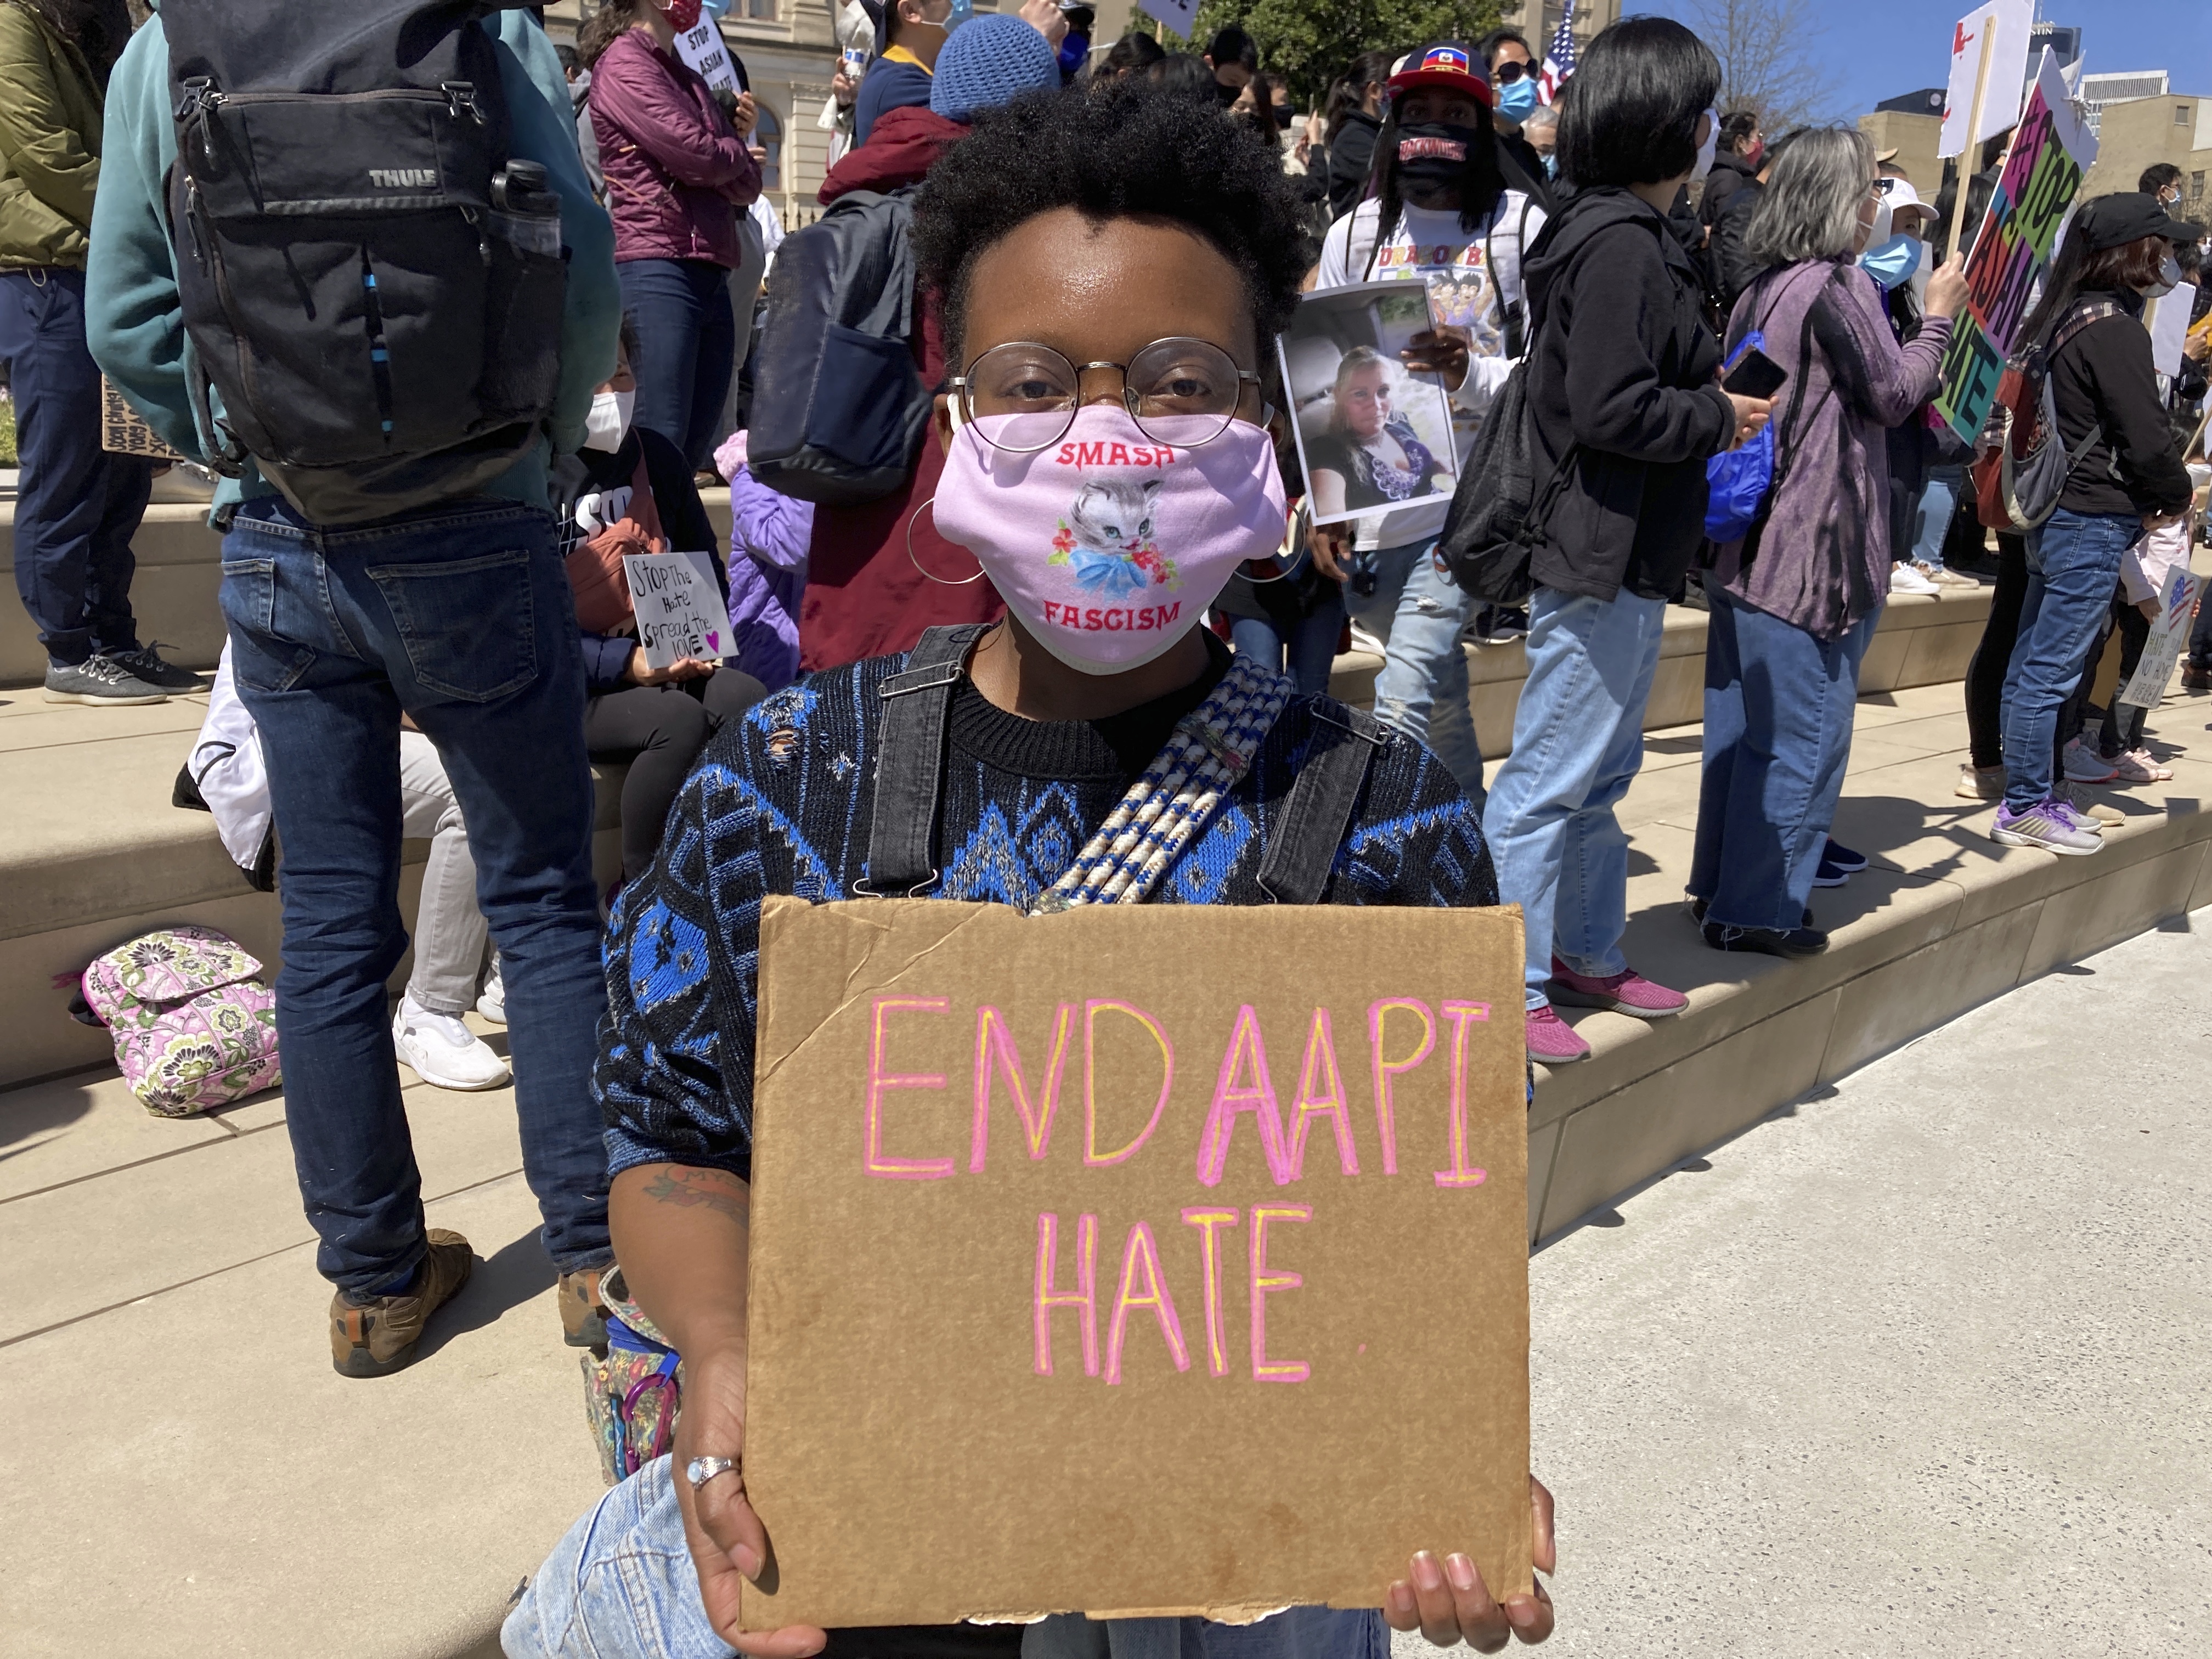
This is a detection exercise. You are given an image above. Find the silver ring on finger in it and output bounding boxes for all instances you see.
[685,1454,737,1490]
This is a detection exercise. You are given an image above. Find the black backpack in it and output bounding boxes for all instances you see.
[744,188,932,506]
[164,0,565,526]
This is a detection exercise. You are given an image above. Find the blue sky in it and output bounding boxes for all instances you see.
[1634,0,2212,122]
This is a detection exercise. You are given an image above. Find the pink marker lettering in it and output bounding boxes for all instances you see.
[1368,998,1435,1177]
[1032,1211,1099,1377]
[1434,1000,1491,1189]
[971,1002,1075,1171]
[1180,1206,1239,1378]
[1104,1221,1192,1384]
[1084,1000,1175,1167]
[865,995,953,1180]
[1193,1005,1294,1187]
[1248,1203,1312,1383]
[1288,1006,1359,1179]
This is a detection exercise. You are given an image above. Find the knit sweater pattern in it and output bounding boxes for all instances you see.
[596,650,1499,1182]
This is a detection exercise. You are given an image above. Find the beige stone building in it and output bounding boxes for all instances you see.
[1858,110,1942,196]
[2079,85,2212,217]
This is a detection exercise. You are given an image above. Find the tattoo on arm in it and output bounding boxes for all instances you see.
[641,1167,751,1228]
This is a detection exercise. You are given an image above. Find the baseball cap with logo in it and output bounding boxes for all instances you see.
[1387,41,1492,107]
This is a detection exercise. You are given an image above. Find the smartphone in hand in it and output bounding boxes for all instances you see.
[1722,347,1788,400]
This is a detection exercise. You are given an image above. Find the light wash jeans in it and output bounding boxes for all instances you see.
[1909,463,1963,572]
[1482,587,1669,1009]
[505,1456,1387,1659]
[1342,535,1483,807]
[397,730,489,1016]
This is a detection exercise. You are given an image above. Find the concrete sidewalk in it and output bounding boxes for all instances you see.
[1420,919,2212,1657]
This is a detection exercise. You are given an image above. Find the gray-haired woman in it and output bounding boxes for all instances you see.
[1687,126,1970,957]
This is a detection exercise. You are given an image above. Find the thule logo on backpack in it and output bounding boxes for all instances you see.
[368,167,437,188]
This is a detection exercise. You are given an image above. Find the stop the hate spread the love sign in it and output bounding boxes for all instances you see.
[741,898,1533,1630]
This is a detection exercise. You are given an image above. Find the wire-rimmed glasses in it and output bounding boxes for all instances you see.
[947,337,1265,453]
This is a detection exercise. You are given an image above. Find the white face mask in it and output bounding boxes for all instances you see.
[583,387,635,453]
[1690,108,1719,183]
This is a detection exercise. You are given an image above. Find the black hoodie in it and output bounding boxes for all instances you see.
[1326,110,1380,222]
[1521,185,1734,601]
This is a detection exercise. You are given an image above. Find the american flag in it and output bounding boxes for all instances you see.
[1537,0,1575,104]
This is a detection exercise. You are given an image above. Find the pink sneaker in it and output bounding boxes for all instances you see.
[1548,958,1690,1020]
[1525,1004,1592,1064]
[2112,748,2174,783]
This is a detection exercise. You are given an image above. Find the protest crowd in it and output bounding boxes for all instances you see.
[5,0,2205,1651]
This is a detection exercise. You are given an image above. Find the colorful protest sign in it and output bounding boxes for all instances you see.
[673,16,741,95]
[741,897,1533,1631]
[1933,49,2097,447]
[1939,0,2032,159]
[623,550,733,668]
[2119,558,2204,710]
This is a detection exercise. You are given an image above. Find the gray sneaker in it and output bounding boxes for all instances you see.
[1991,799,2102,855]
[43,656,168,705]
[105,644,202,691]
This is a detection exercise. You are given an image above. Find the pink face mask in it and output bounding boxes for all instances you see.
[932,405,1288,675]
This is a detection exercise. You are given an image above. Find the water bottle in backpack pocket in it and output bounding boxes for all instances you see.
[1705,331,1775,543]
[162,0,566,526]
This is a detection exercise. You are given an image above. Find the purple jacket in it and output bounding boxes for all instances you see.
[588,30,758,268]
[724,466,812,691]
[1708,260,1951,639]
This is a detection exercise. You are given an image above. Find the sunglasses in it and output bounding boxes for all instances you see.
[1493,60,1531,83]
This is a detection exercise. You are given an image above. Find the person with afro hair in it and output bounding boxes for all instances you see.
[505,83,1554,1659]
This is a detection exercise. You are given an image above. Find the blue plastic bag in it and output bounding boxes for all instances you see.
[1705,331,1775,544]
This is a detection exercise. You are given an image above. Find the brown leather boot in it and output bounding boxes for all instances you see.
[329,1230,475,1379]
[559,1265,611,1351]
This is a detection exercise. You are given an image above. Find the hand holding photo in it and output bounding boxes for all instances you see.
[1278,283,1461,528]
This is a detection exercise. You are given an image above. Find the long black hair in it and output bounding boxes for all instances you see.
[29,0,132,84]
[1364,91,1507,258]
[2018,214,2169,347]
[1324,49,1393,144]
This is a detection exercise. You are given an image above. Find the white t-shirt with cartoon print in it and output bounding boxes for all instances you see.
[1314,191,1544,549]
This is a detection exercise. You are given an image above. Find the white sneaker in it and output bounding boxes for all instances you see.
[393,994,511,1090]
[1890,563,1941,595]
[1346,622,1389,656]
[1926,566,1980,588]
[475,963,506,1026]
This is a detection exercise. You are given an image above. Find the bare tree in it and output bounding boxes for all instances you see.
[1680,0,1843,130]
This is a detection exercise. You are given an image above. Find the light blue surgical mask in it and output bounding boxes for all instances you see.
[1495,76,1539,123]
[1541,151,1558,179]
[1859,233,1922,291]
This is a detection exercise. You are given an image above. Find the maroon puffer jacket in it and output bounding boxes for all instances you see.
[589,29,759,268]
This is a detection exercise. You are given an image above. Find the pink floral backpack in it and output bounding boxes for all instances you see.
[77,927,281,1116]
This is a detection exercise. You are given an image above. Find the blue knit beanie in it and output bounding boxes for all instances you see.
[930,14,1060,123]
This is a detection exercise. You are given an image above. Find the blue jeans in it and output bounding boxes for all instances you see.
[1342,535,1483,806]
[0,268,154,666]
[1910,464,1963,571]
[619,257,736,472]
[221,498,611,1294]
[1227,587,1345,696]
[1690,586,1877,932]
[505,1455,1386,1659]
[1482,587,1669,1009]
[2001,508,2138,811]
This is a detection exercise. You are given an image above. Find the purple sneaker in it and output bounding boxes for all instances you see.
[1525,1005,1592,1064]
[1548,958,1689,1019]
[1991,799,2102,855]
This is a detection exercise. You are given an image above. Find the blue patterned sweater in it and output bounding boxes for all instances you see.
[596,645,1499,1179]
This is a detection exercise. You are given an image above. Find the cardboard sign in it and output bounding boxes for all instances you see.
[674,16,742,95]
[2119,561,2203,710]
[1933,50,2097,446]
[1938,0,2032,159]
[742,897,1532,1632]
[623,550,733,668]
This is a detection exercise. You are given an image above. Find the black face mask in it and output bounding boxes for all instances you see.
[1216,79,1241,108]
[1396,121,1479,188]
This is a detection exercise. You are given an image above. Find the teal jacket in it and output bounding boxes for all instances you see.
[85,2,619,517]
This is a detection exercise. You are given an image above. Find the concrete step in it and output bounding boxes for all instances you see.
[7,678,2210,1658]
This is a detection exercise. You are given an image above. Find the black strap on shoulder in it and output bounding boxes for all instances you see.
[854,623,989,898]
[1256,702,1390,905]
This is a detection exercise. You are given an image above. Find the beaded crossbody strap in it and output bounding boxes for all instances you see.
[1034,653,1295,914]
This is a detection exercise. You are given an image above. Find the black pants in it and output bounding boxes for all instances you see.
[585,671,765,880]
[1965,533,2028,770]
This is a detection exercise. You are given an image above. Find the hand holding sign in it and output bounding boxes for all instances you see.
[625,549,735,672]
